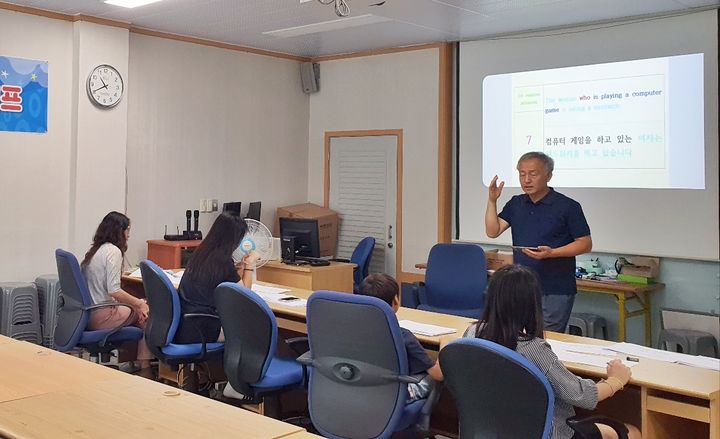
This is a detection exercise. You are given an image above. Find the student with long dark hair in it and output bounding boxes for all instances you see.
[464,265,641,439]
[81,211,152,371]
[174,213,259,344]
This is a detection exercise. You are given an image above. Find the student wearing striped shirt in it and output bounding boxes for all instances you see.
[464,265,641,439]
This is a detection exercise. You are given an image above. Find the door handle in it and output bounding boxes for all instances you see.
[387,242,393,248]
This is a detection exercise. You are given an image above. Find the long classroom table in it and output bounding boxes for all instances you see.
[120,275,719,439]
[262,282,718,439]
[0,335,307,439]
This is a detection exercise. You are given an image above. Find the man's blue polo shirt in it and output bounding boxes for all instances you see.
[498,188,590,296]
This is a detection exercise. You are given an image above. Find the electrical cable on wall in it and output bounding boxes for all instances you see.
[318,0,350,17]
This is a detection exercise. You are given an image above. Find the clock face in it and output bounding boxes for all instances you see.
[86,64,123,109]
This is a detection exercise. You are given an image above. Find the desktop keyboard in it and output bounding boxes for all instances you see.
[296,256,331,266]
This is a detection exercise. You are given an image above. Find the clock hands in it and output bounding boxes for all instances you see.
[92,77,110,93]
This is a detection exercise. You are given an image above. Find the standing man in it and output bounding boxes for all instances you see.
[485,152,592,332]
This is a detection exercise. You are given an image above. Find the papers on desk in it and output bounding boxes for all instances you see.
[606,342,720,371]
[399,320,456,337]
[126,268,183,287]
[546,339,637,368]
[546,339,615,356]
[252,284,306,308]
[252,284,291,295]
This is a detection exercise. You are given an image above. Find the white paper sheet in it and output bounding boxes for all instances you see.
[398,320,456,337]
[607,342,720,371]
[553,350,637,369]
[252,284,291,295]
[546,339,615,356]
[675,356,720,371]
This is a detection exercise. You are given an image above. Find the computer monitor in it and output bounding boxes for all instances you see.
[223,202,242,217]
[246,201,261,221]
[279,217,321,259]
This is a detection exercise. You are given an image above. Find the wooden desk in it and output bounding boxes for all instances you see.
[262,281,476,349]
[0,340,125,404]
[284,432,325,438]
[413,262,663,345]
[547,333,719,439]
[257,260,354,293]
[0,340,306,439]
[260,281,719,439]
[147,239,202,269]
[0,376,304,439]
[0,334,18,345]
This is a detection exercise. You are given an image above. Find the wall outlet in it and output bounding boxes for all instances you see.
[211,199,218,212]
[200,199,208,212]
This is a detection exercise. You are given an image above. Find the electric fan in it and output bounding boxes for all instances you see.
[232,219,274,269]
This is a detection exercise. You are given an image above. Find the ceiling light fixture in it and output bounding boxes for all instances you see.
[318,0,350,17]
[104,0,162,8]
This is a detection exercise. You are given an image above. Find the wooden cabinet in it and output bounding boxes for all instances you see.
[146,240,202,269]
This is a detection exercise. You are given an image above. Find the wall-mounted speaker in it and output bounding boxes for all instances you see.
[300,62,320,94]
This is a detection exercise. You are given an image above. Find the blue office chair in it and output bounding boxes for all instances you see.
[298,291,437,439]
[213,282,305,418]
[411,243,487,318]
[333,237,376,291]
[140,260,224,391]
[440,338,629,439]
[54,249,143,361]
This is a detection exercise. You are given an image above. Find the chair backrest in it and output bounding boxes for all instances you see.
[213,282,277,395]
[305,291,409,439]
[440,338,554,439]
[140,260,180,358]
[422,243,487,309]
[350,237,376,287]
[54,249,92,352]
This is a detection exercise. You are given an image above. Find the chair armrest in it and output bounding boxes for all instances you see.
[182,313,220,321]
[296,351,313,366]
[284,337,309,356]
[84,302,137,348]
[567,415,629,439]
[181,313,221,360]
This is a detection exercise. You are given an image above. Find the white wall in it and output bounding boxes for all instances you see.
[308,49,440,276]
[70,21,129,254]
[0,10,73,281]
[0,11,131,282]
[125,34,309,265]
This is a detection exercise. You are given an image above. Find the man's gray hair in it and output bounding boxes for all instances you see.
[517,151,554,174]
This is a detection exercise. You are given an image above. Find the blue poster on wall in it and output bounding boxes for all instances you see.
[0,56,48,133]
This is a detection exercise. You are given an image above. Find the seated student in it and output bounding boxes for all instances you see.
[357,273,443,401]
[174,213,259,399]
[81,211,153,374]
[175,213,259,344]
[463,264,641,439]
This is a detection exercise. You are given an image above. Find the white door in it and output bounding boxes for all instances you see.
[328,135,398,277]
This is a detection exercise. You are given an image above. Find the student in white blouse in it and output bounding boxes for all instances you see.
[81,211,153,374]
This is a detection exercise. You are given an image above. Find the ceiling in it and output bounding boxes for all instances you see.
[6,0,719,58]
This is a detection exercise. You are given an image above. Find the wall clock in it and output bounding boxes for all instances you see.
[86,64,124,109]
